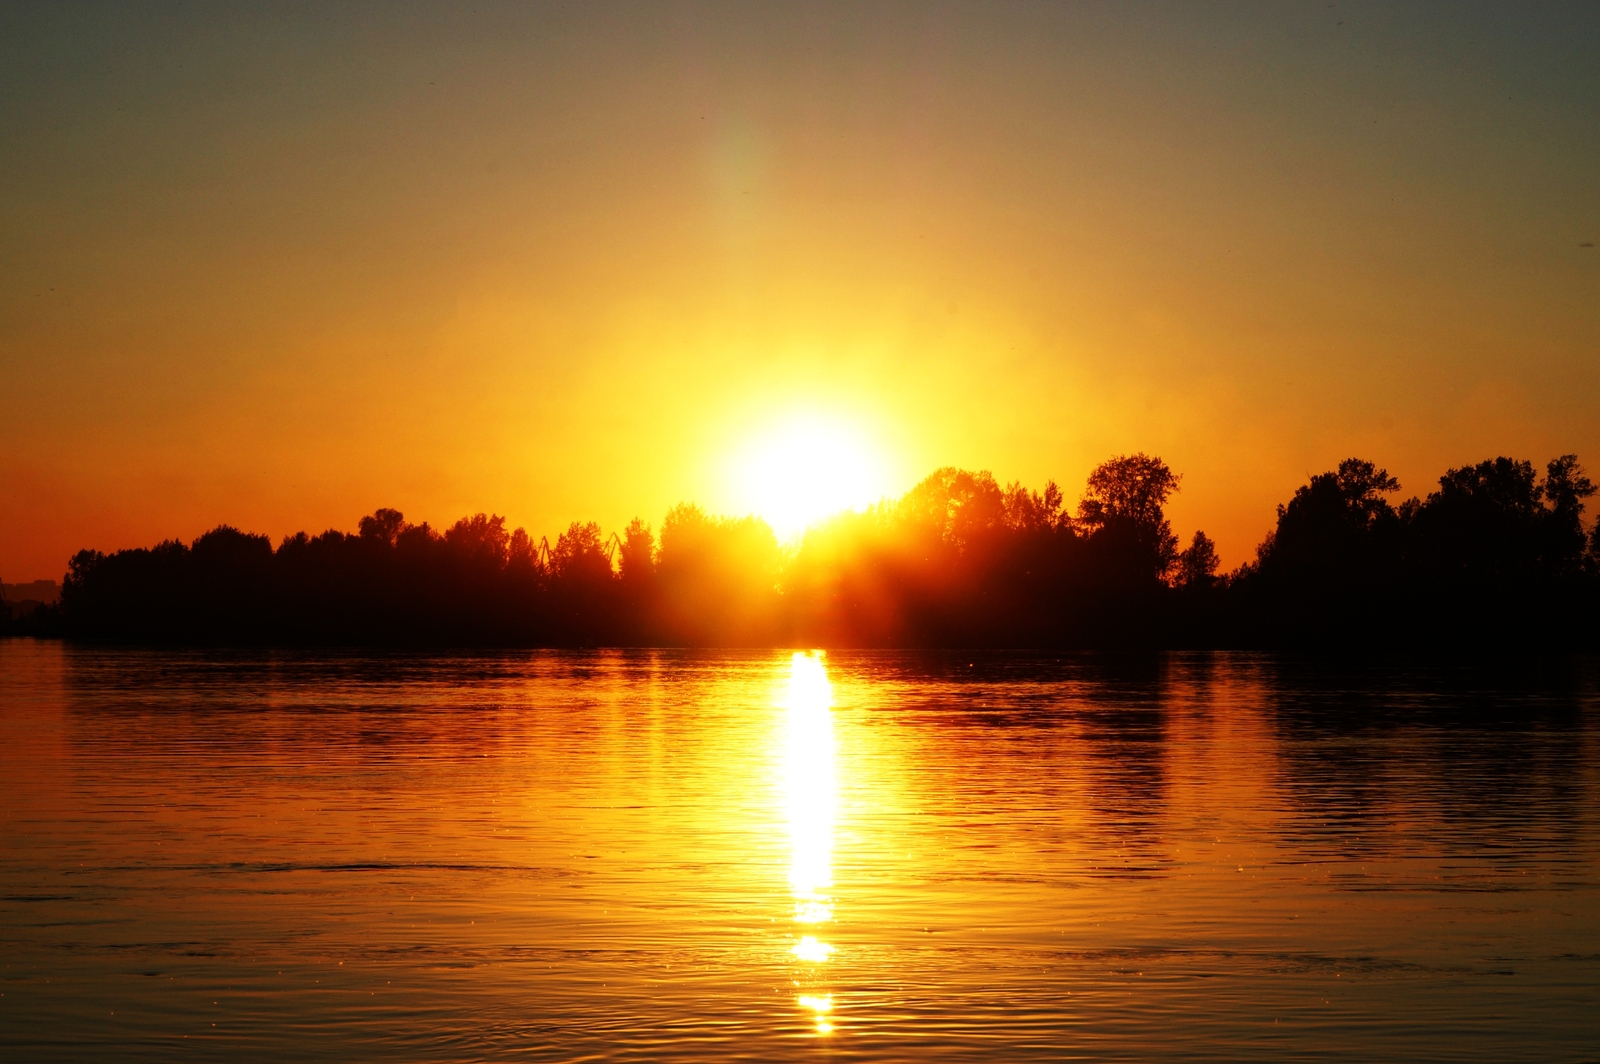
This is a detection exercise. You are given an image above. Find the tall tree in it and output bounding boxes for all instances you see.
[1078,453,1181,583]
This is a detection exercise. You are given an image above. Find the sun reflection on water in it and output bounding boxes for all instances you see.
[781,650,837,1034]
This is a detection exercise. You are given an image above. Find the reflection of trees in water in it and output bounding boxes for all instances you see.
[1076,697,1170,878]
[891,653,1176,879]
[889,651,1594,885]
[1263,659,1592,870]
[59,648,670,762]
[56,648,1597,893]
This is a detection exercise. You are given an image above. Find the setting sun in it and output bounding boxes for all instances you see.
[729,416,891,541]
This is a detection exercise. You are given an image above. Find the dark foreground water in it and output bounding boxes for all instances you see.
[1,641,1597,1062]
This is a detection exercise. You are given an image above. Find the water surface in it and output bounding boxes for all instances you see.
[2,641,1597,1061]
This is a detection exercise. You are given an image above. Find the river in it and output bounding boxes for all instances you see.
[2,641,1597,1061]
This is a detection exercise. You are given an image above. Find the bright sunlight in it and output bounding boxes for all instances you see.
[781,650,838,1034]
[730,414,890,541]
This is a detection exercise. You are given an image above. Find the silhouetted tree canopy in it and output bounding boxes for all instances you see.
[656,505,782,645]
[1230,454,1599,646]
[1176,531,1220,591]
[42,451,1600,649]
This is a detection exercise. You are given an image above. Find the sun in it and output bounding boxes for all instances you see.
[730,414,891,541]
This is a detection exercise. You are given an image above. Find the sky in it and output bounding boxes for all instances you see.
[2,1,1598,579]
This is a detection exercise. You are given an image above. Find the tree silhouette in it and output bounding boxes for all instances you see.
[656,505,781,645]
[1077,453,1181,584]
[48,451,1599,649]
[359,507,407,546]
[1176,531,1220,590]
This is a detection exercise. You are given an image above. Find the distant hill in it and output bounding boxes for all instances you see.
[2,580,59,606]
[2,579,63,636]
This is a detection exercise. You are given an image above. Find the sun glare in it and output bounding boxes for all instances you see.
[731,415,890,541]
[782,650,839,1034]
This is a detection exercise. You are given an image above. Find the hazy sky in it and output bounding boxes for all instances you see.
[3,1,1597,579]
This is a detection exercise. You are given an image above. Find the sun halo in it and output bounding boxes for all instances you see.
[730,417,890,542]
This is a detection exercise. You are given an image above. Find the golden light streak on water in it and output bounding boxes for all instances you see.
[780,650,837,1034]
[797,994,834,1034]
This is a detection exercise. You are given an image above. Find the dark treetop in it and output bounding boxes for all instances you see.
[24,453,1600,649]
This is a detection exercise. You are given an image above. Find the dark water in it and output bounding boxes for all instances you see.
[2,641,1597,1062]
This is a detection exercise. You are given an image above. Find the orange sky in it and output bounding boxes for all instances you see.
[3,3,1597,580]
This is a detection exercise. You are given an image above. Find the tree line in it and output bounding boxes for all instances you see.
[32,452,1600,648]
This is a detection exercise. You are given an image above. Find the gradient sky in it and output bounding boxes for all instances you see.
[3,1,1597,579]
